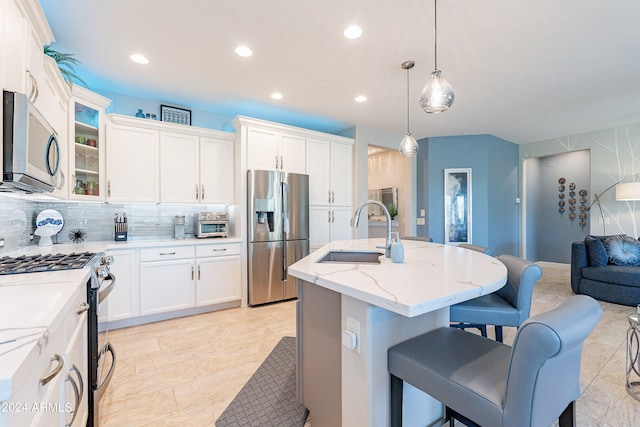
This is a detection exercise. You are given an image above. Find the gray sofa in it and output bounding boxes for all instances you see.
[571,237,640,306]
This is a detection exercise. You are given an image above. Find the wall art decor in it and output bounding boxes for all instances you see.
[444,168,472,244]
[160,104,192,125]
[558,177,566,217]
[578,189,588,230]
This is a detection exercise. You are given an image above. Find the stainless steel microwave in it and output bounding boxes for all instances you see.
[196,212,229,238]
[1,90,61,193]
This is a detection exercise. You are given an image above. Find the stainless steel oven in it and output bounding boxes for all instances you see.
[87,256,116,427]
[196,211,229,238]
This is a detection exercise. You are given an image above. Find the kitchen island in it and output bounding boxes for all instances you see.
[289,238,507,427]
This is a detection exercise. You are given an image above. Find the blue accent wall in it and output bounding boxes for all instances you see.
[417,134,520,256]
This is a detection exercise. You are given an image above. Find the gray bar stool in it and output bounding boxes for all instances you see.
[450,254,542,342]
[388,295,602,427]
[457,243,494,256]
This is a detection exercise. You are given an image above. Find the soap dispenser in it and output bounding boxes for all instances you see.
[390,232,404,263]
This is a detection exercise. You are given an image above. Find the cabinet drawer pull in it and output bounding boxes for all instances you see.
[108,180,111,198]
[191,265,195,280]
[212,248,227,252]
[159,252,176,256]
[40,354,64,386]
[275,155,279,169]
[65,371,80,427]
[71,364,84,402]
[198,265,201,280]
[201,185,205,200]
[76,302,89,316]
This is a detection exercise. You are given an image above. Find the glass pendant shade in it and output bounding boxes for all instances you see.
[419,69,455,113]
[399,133,419,157]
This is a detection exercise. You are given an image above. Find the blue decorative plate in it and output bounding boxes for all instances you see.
[36,209,64,234]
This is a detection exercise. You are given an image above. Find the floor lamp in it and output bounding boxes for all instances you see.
[590,175,640,234]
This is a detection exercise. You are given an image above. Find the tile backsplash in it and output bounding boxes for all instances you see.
[0,195,232,253]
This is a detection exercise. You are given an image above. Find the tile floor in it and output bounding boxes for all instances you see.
[100,262,640,426]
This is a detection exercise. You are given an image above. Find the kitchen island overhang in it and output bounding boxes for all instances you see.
[289,238,507,427]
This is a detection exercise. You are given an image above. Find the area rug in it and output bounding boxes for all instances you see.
[215,336,309,427]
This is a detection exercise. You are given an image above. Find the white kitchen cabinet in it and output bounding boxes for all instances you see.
[68,86,110,201]
[61,295,88,427]
[245,126,306,173]
[139,246,196,316]
[102,249,139,322]
[307,138,353,206]
[199,136,235,204]
[307,137,354,249]
[0,0,53,99]
[160,132,199,203]
[160,132,235,204]
[106,120,159,203]
[195,243,241,306]
[1,0,28,93]
[2,284,88,427]
[309,205,353,249]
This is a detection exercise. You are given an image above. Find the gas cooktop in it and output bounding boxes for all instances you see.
[0,252,97,275]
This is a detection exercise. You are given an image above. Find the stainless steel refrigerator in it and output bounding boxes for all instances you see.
[248,170,309,306]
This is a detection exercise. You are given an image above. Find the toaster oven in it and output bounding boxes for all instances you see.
[196,212,229,238]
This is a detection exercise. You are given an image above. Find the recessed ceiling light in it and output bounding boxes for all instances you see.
[270,92,283,100]
[235,45,253,57]
[344,25,363,39]
[355,95,367,103]
[130,54,149,64]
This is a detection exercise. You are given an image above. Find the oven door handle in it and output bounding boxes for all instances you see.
[98,273,117,304]
[96,342,117,399]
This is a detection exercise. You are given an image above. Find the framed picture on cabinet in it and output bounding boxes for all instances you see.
[160,104,192,125]
[444,168,472,244]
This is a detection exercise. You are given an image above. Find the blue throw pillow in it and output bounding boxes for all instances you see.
[585,235,608,267]
[603,235,640,266]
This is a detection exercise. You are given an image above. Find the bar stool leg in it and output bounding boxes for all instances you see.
[390,374,403,427]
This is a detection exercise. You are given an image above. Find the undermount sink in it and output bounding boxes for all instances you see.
[317,250,384,264]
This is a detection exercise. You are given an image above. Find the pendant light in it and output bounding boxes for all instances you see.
[419,0,454,113]
[399,61,419,157]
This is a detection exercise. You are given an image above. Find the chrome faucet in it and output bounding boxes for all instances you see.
[351,200,392,258]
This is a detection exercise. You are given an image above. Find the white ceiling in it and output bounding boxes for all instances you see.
[40,0,640,144]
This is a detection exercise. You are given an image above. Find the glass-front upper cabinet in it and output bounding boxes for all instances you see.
[68,86,110,200]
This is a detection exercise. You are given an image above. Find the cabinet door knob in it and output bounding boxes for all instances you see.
[76,302,89,316]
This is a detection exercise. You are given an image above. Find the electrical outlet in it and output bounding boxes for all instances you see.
[346,316,361,353]
[420,209,425,217]
[416,218,425,225]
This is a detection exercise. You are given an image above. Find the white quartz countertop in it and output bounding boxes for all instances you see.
[288,238,507,317]
[0,268,90,401]
[3,237,242,257]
